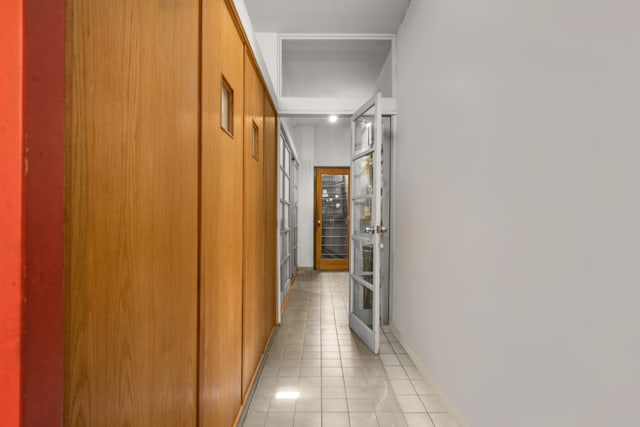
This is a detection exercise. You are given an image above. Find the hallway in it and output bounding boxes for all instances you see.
[241,272,459,427]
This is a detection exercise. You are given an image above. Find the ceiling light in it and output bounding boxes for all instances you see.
[328,115,338,123]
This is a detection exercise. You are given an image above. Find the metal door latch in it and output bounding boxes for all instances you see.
[364,225,388,234]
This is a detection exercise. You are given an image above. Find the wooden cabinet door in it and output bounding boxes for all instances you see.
[242,53,266,397]
[64,1,200,425]
[199,0,245,425]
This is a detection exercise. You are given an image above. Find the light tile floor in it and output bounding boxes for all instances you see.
[241,272,460,427]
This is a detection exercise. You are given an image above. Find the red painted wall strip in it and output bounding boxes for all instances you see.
[22,0,66,425]
[0,0,24,426]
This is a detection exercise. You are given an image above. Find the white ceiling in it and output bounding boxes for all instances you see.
[243,0,411,34]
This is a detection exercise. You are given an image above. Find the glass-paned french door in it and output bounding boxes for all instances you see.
[349,93,384,353]
[279,130,299,307]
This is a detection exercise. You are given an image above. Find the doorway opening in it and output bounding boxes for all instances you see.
[279,111,395,333]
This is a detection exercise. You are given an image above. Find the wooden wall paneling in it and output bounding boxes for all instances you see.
[263,97,278,342]
[242,51,266,397]
[64,1,199,425]
[199,0,245,425]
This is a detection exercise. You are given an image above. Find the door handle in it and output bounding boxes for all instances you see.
[364,225,388,234]
[317,220,321,226]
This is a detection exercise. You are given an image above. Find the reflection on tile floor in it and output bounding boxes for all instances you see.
[241,272,460,427]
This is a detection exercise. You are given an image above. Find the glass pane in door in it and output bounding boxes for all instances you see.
[284,146,290,174]
[352,199,373,235]
[281,231,288,258]
[352,280,374,328]
[352,238,374,285]
[321,174,349,260]
[354,114,374,154]
[284,177,290,203]
[353,153,374,196]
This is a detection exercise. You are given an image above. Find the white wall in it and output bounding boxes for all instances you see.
[374,49,393,97]
[295,124,351,267]
[295,126,315,268]
[313,126,351,167]
[255,32,279,94]
[394,1,640,426]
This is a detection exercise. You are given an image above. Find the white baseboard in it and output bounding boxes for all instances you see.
[389,325,470,427]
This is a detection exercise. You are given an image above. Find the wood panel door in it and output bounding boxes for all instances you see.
[315,168,351,271]
[199,0,245,425]
[242,52,266,397]
[64,0,200,425]
[263,96,278,343]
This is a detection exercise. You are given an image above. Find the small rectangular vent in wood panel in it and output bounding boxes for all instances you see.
[221,75,234,136]
[252,120,259,160]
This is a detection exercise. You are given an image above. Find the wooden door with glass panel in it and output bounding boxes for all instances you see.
[315,168,350,270]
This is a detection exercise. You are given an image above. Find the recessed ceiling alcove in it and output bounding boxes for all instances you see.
[281,38,393,98]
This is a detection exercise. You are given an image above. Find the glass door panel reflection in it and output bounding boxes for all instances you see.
[354,114,374,154]
[353,154,374,196]
[321,174,348,260]
[353,199,374,236]
[352,280,374,328]
[352,239,374,285]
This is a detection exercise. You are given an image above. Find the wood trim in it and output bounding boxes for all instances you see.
[315,167,351,271]
[290,269,299,288]
[241,324,277,404]
[280,292,291,317]
[233,324,277,427]
[280,269,298,316]
[280,286,293,316]
[220,74,235,137]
